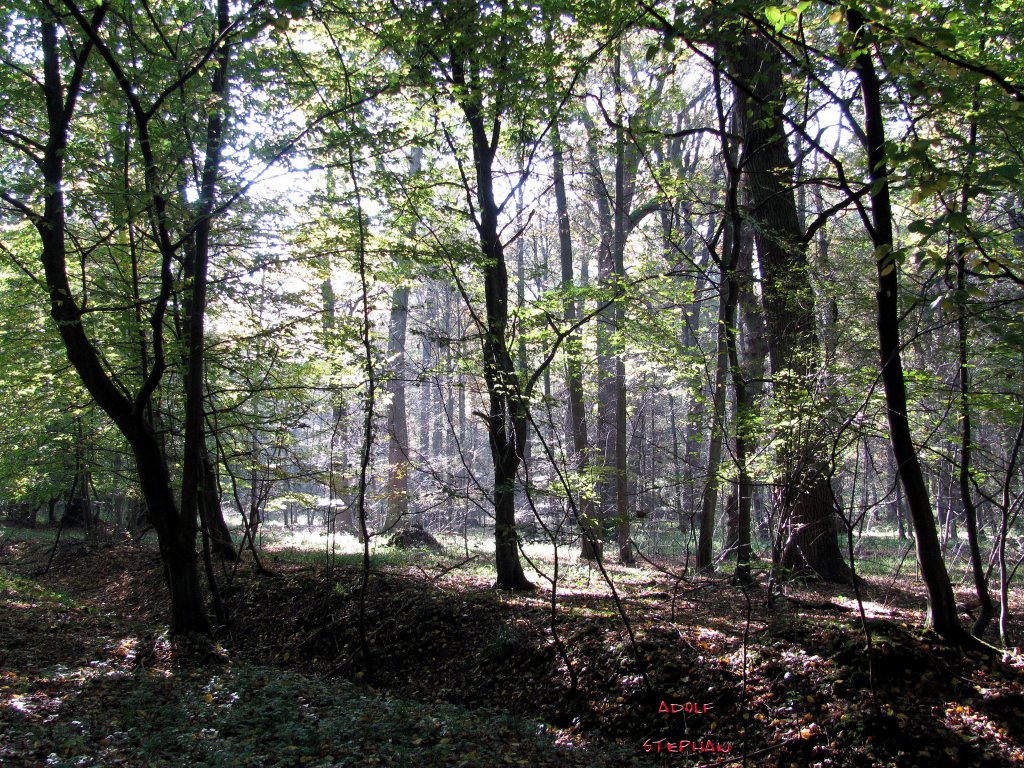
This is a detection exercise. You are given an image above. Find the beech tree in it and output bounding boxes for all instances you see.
[0,0,298,633]
[371,0,565,589]
[727,30,851,583]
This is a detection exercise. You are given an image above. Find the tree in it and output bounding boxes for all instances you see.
[727,29,851,583]
[581,46,666,564]
[0,0,295,633]
[375,0,566,589]
[846,7,965,641]
[547,61,601,560]
[384,149,423,533]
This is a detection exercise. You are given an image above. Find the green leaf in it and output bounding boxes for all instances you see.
[908,218,937,236]
[946,211,968,230]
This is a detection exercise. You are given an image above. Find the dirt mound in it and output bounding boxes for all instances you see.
[387,526,444,551]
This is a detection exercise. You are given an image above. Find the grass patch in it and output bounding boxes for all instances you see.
[0,565,84,610]
[0,522,86,548]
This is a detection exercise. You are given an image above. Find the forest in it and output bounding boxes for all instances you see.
[2,0,1024,764]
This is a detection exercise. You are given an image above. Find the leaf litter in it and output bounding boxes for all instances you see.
[1,534,1023,767]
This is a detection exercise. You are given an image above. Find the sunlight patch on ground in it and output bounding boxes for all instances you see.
[943,699,1024,764]
[832,596,899,619]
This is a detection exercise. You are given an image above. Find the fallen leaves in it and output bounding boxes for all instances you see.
[2,535,1024,767]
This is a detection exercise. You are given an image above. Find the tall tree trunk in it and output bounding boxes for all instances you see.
[32,13,210,635]
[612,61,633,564]
[957,269,992,635]
[452,61,533,591]
[516,186,532,470]
[583,107,618,552]
[384,148,422,532]
[729,32,851,583]
[953,104,993,637]
[848,8,966,642]
[696,253,732,570]
[581,55,651,564]
[682,217,717,534]
[419,288,434,528]
[385,280,411,531]
[551,104,601,560]
[736,206,766,575]
[997,404,1024,644]
[699,88,748,575]
[179,0,231,617]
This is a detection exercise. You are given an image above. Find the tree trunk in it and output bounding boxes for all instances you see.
[385,282,412,531]
[954,240,987,638]
[953,106,993,637]
[735,206,765,582]
[957,280,993,635]
[201,447,236,560]
[612,53,634,566]
[179,0,231,617]
[696,258,731,570]
[581,57,648,565]
[516,186,532,470]
[583,107,618,552]
[30,14,210,635]
[730,32,851,583]
[384,149,422,532]
[452,60,533,591]
[134,425,211,635]
[997,404,1024,644]
[551,105,601,561]
[725,225,756,585]
[848,8,966,642]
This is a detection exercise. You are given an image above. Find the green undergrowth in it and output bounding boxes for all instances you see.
[5,524,1023,768]
[0,564,84,609]
[2,660,653,767]
[1,562,658,768]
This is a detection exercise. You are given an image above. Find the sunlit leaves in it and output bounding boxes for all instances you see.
[763,1,811,33]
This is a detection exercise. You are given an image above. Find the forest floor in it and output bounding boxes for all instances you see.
[1,525,1023,767]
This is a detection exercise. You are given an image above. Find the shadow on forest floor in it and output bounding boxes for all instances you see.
[2,530,1023,767]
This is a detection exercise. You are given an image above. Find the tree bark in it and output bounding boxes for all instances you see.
[957,275,993,636]
[696,249,732,570]
[953,105,993,637]
[451,58,533,591]
[384,149,422,532]
[729,33,851,583]
[848,8,966,641]
[201,447,236,560]
[550,103,601,560]
[581,61,650,564]
[28,13,212,635]
[612,66,633,564]
[735,207,765,581]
